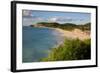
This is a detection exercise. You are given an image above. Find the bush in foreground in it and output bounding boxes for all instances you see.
[41,39,91,61]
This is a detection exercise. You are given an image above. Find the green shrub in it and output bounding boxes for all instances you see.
[41,39,91,61]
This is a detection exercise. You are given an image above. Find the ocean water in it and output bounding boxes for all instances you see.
[22,26,63,63]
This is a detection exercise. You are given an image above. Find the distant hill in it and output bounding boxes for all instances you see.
[84,22,91,26]
[30,22,91,31]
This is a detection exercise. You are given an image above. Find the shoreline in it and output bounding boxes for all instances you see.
[30,26,90,40]
[54,28,90,40]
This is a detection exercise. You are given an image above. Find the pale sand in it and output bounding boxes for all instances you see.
[54,28,90,40]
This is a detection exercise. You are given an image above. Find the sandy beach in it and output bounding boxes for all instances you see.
[32,25,90,40]
[54,28,90,40]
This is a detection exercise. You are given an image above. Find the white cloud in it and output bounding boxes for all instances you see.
[23,16,45,26]
[23,10,32,16]
[48,16,71,23]
[48,17,58,22]
[48,16,83,23]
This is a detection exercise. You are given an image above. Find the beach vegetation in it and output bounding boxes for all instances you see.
[41,38,91,61]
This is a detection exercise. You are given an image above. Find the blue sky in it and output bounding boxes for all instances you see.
[22,10,91,26]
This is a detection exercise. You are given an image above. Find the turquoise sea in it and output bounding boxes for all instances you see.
[22,26,63,63]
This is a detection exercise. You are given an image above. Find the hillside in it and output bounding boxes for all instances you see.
[30,22,91,31]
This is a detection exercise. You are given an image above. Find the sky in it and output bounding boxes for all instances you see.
[22,10,91,26]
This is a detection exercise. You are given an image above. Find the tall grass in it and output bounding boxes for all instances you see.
[41,38,91,61]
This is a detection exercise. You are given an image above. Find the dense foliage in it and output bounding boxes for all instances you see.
[41,39,91,61]
[36,22,91,31]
